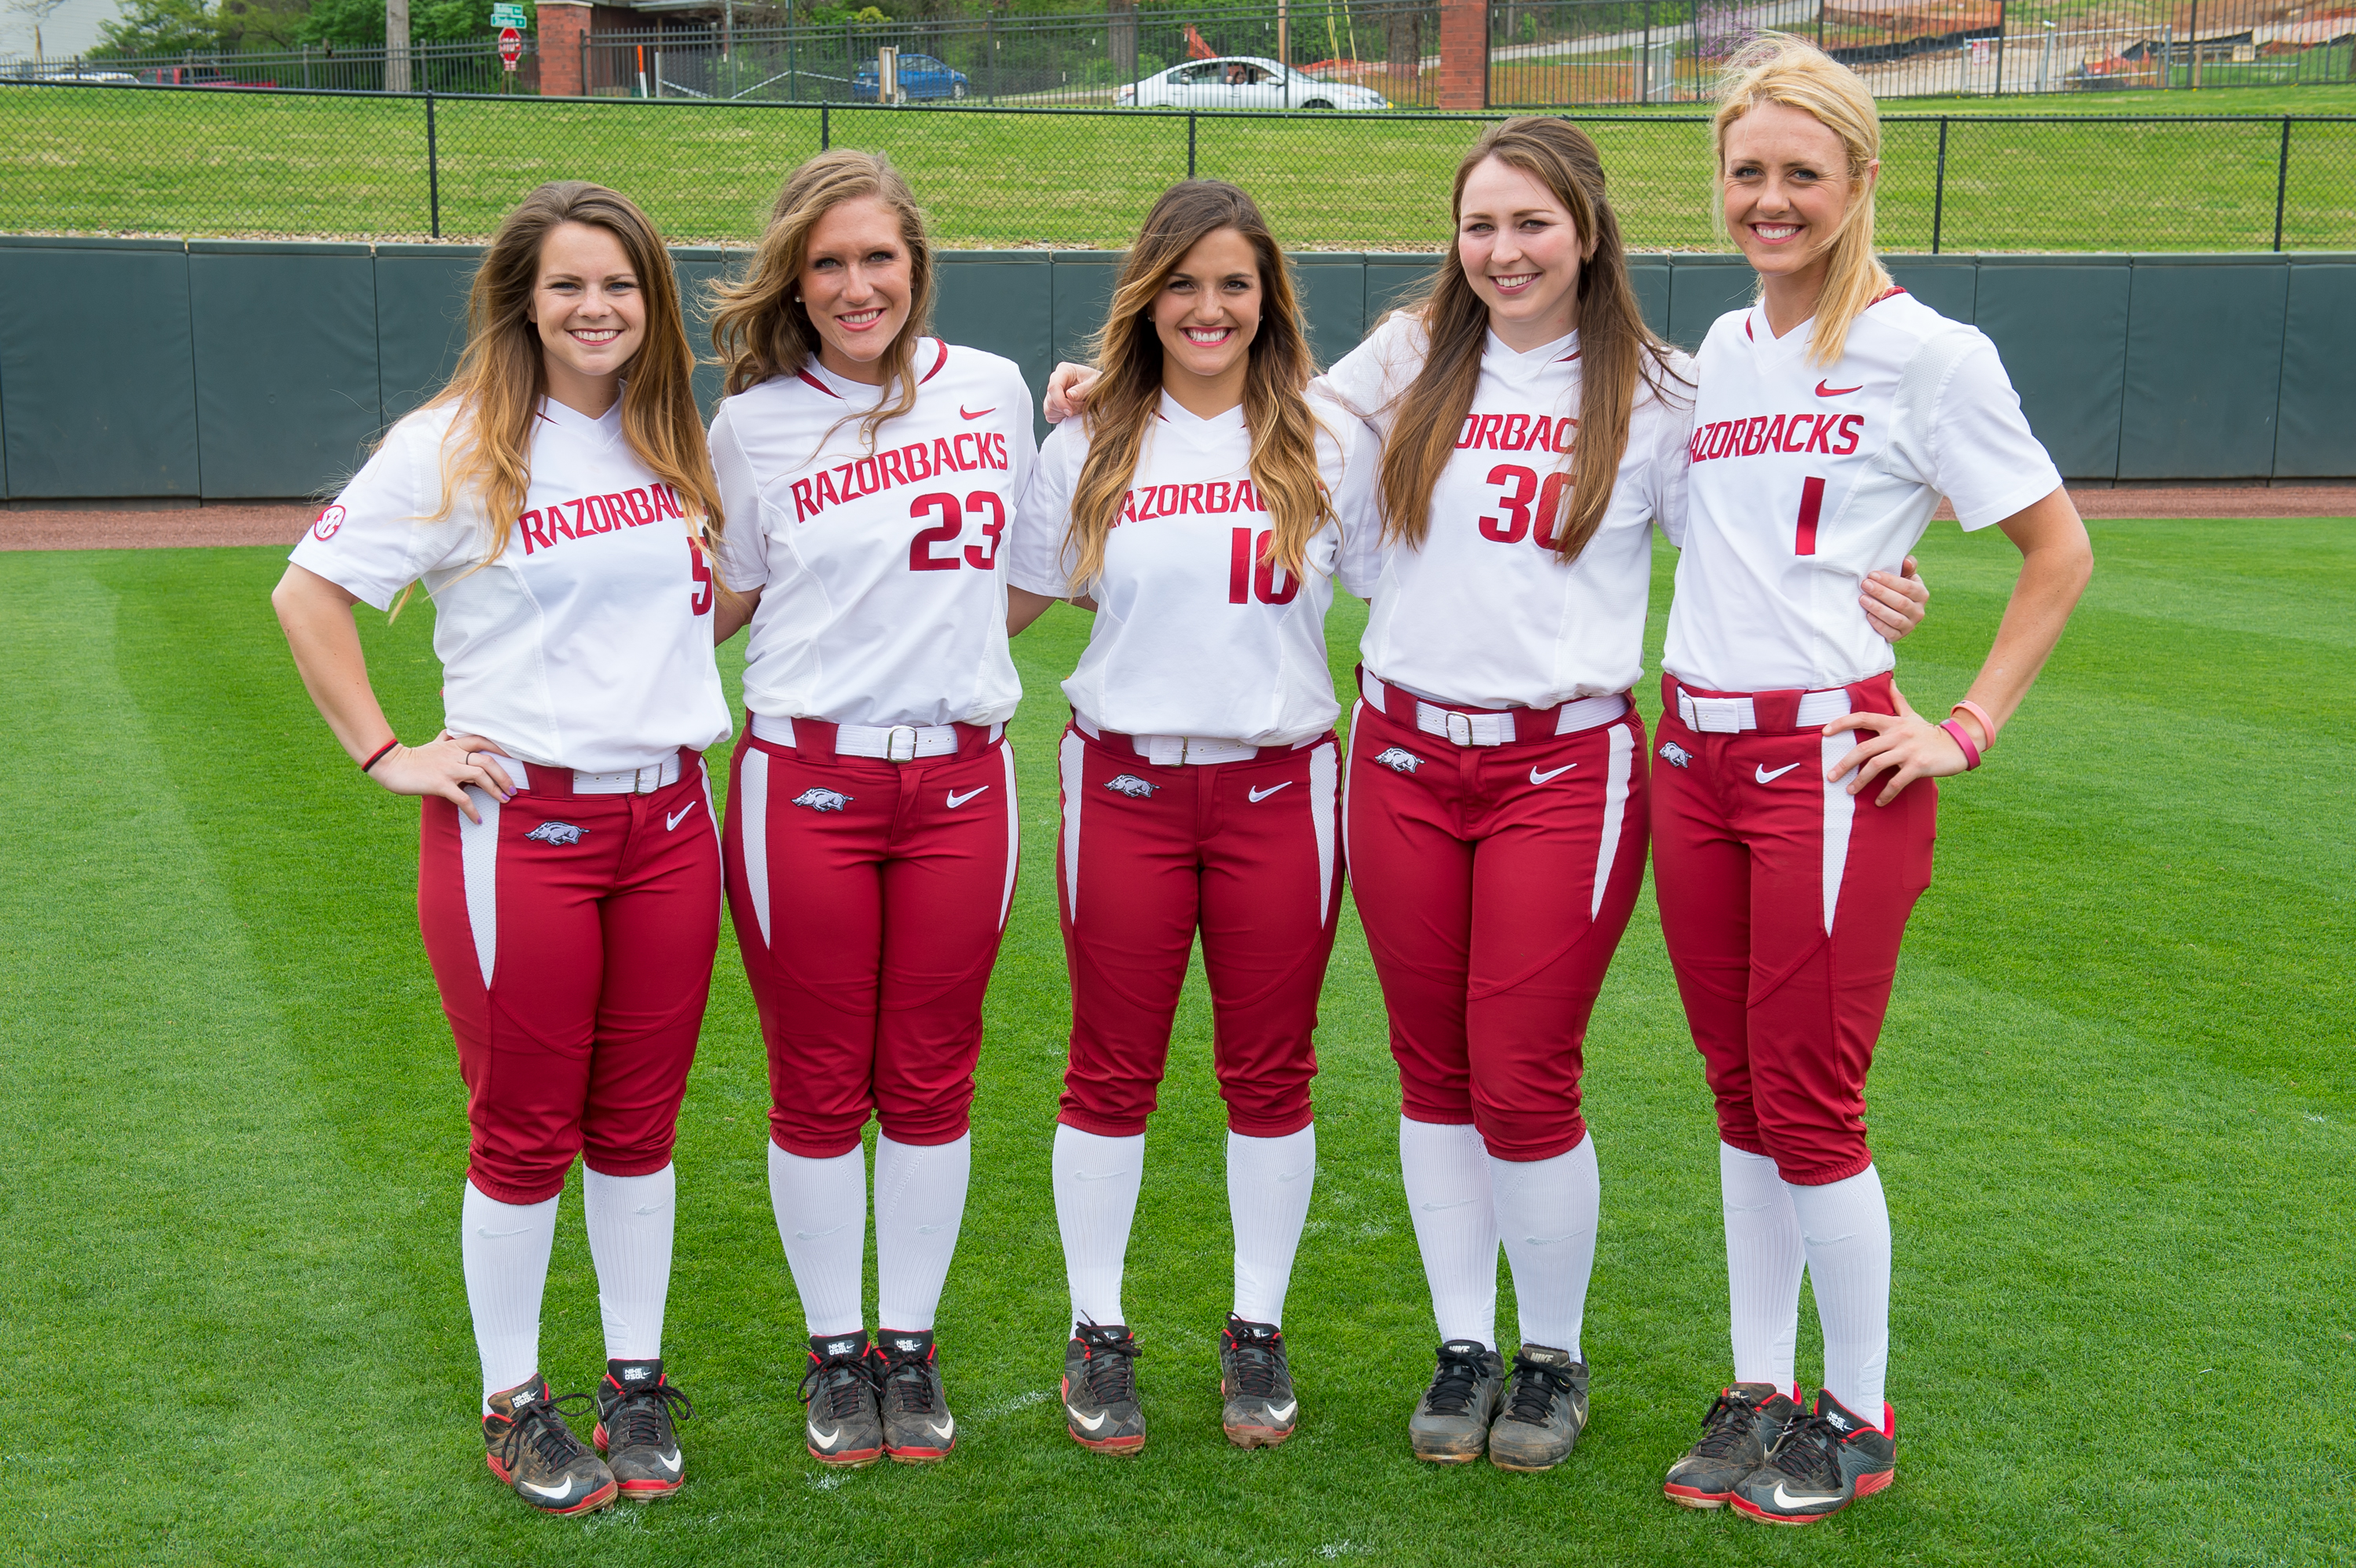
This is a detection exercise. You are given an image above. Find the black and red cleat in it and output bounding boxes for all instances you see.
[1729,1388,1896,1525]
[874,1329,958,1463]
[800,1332,885,1467]
[482,1375,618,1516]
[1218,1315,1300,1449]
[1663,1382,1799,1508]
[1062,1321,1147,1454]
[593,1358,694,1500]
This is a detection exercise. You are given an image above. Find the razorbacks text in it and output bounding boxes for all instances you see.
[1688,412,1863,465]
[792,433,1012,524]
[518,485,689,556]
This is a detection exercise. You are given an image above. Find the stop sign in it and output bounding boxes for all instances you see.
[498,26,522,67]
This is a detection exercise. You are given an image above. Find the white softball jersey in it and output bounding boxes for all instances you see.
[289,396,733,774]
[1663,289,2062,693]
[712,338,1037,729]
[1319,312,1695,711]
[1008,390,1380,747]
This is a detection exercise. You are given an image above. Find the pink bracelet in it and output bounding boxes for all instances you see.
[1939,719,1983,771]
[1949,699,1996,751]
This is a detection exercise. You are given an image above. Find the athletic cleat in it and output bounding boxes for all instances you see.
[482,1376,617,1515]
[1663,1382,1798,1508]
[874,1329,957,1463]
[1729,1388,1896,1525]
[1063,1322,1147,1454]
[1218,1316,1300,1448]
[799,1332,885,1467]
[592,1358,693,1500]
[1407,1339,1505,1463]
[1485,1343,1590,1472]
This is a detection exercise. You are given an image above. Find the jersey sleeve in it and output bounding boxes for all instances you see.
[287,411,473,612]
[1319,310,1424,429]
[1644,353,1699,548]
[1910,333,2064,532]
[1008,421,1081,598]
[1315,393,1385,599]
[708,398,772,593]
[997,360,1041,549]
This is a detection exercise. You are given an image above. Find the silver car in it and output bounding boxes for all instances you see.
[1116,55,1388,110]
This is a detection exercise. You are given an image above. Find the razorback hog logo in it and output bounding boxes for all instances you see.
[1688,411,1863,466]
[518,484,689,555]
[791,788,853,813]
[1374,747,1423,774]
[1103,774,1158,799]
[791,432,1011,524]
[1659,742,1693,769]
[525,821,587,845]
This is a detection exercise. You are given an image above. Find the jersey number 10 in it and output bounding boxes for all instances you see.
[1228,528,1301,605]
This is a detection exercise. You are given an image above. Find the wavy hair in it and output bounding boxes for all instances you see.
[1714,34,1893,367]
[1066,180,1332,590]
[1377,117,1684,564]
[708,149,937,449]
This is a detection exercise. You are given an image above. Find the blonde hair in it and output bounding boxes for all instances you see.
[1380,117,1685,563]
[1066,180,1332,590]
[426,181,721,567]
[1714,34,1893,367]
[709,149,937,449]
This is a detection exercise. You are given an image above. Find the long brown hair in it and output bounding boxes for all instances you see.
[1377,118,1684,564]
[708,149,938,449]
[1066,180,1331,590]
[426,181,721,564]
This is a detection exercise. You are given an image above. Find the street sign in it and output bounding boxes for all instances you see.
[488,2,526,27]
[499,25,522,69]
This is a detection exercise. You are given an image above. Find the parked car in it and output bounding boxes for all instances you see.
[0,67,138,83]
[851,52,968,101]
[134,65,277,86]
[1116,56,1387,110]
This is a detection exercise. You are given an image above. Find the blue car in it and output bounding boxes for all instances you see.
[851,52,968,101]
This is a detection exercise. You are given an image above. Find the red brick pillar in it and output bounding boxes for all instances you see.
[537,0,591,97]
[1436,0,1487,109]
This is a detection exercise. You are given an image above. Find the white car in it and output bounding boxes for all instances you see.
[1117,56,1388,111]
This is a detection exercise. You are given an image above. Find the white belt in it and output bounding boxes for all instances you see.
[1071,712,1307,766]
[752,711,996,762]
[1675,687,1853,734]
[479,752,681,795]
[1363,671,1627,748]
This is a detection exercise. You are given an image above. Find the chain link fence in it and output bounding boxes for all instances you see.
[2,80,2351,250]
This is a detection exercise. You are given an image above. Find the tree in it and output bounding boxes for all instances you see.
[97,0,225,52]
[7,0,72,59]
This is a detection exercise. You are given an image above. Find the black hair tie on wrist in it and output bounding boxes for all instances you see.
[361,740,401,773]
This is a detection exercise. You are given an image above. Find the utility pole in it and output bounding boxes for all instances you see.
[386,0,411,91]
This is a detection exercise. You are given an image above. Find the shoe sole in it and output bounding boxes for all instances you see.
[1223,1421,1295,1449]
[1409,1439,1487,1464]
[887,1444,954,1464]
[808,1443,884,1468]
[1488,1451,1571,1473]
[1663,1482,1731,1509]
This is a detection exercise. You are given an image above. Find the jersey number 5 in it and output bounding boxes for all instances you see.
[689,539,713,616]
[1227,528,1301,605]
[1477,464,1573,551]
[909,491,1007,572]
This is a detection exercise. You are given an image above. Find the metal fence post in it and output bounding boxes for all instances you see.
[821,101,830,148]
[1931,115,1948,253]
[1992,0,2007,95]
[426,89,441,237]
[1188,111,1198,179]
[2274,116,2291,251]
[1641,0,1652,104]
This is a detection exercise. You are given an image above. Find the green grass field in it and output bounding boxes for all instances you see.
[3,517,2351,1566]
[3,82,2353,250]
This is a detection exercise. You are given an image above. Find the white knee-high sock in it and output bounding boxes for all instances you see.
[1721,1142,1804,1391]
[874,1132,970,1332]
[461,1180,561,1411]
[1399,1117,1498,1351]
[1227,1125,1317,1326]
[583,1163,675,1363]
[1787,1164,1892,1424]
[1052,1124,1144,1330]
[767,1142,868,1338]
[1490,1131,1600,1358]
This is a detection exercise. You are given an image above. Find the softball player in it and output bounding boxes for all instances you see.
[1652,37,2091,1524]
[705,151,1034,1468]
[1006,181,1379,1456]
[272,182,725,1515]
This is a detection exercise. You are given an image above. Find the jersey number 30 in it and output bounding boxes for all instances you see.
[909,491,1007,572]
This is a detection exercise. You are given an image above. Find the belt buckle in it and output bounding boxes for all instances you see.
[886,726,920,763]
[1444,711,1474,747]
[1177,737,1194,764]
[632,764,659,795]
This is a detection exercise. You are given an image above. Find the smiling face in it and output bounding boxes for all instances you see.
[1721,100,1874,301]
[1456,155,1590,353]
[529,221,646,413]
[1150,225,1261,415]
[798,195,914,384]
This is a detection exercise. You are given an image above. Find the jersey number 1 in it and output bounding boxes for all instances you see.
[1794,477,1825,556]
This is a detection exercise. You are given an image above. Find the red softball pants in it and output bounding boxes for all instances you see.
[418,753,722,1206]
[1054,722,1343,1139]
[1649,671,1937,1186]
[723,720,1019,1159]
[1344,688,1649,1163]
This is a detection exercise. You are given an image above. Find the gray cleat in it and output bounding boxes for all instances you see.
[1407,1339,1505,1463]
[1486,1344,1590,1471]
[1663,1382,1799,1508]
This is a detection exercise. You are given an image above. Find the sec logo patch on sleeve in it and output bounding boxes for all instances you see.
[311,505,346,541]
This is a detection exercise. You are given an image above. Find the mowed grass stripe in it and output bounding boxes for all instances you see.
[4,83,2353,248]
[1,521,2350,1565]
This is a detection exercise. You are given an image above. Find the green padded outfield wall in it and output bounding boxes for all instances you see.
[0,240,2347,506]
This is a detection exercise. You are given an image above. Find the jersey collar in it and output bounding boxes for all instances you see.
[1155,390,1247,438]
[1484,326,1581,375]
[534,393,625,446]
[796,337,946,401]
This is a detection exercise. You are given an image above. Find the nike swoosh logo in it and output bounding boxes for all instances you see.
[633,1204,668,1216]
[666,804,695,830]
[1522,1232,1578,1245]
[960,406,995,420]
[1815,380,1862,397]
[1530,763,1577,784]
[927,1418,956,1439]
[649,1449,682,1472]
[1276,1164,1312,1183]
[1248,782,1293,802]
[476,1225,535,1238]
[1755,762,1802,784]
[1071,1168,1130,1182]
[1772,1481,1847,1508]
[1420,1197,1476,1212]
[795,1222,851,1241]
[916,1222,950,1235]
[946,786,990,808]
[809,1424,840,1445]
[1264,1401,1297,1422]
[1067,1405,1108,1431]
[519,1477,577,1500]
